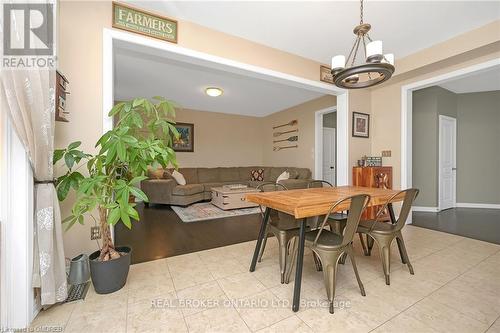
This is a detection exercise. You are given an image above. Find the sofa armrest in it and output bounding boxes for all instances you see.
[141,179,177,204]
[278,178,311,190]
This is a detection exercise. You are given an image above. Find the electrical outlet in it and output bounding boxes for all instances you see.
[382,150,392,157]
[91,226,101,240]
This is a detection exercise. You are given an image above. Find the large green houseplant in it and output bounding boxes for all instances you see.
[55,97,178,292]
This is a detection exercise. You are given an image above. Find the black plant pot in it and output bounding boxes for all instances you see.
[89,246,131,294]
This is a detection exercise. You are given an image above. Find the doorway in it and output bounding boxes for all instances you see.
[438,115,457,210]
[322,113,337,185]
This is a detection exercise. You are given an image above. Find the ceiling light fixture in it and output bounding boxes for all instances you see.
[331,0,395,89]
[205,87,223,97]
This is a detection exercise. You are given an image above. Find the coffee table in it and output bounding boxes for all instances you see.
[211,186,260,210]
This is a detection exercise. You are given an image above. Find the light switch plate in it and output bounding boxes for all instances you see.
[382,150,392,157]
[91,226,101,240]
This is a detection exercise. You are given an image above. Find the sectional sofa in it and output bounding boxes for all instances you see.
[141,166,312,206]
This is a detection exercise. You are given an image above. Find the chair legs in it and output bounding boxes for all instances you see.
[346,244,366,296]
[396,231,414,275]
[313,246,365,314]
[363,232,414,285]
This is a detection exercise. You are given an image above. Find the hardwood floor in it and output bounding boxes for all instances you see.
[412,207,500,244]
[115,202,262,264]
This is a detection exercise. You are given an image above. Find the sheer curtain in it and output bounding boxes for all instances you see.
[1,45,67,308]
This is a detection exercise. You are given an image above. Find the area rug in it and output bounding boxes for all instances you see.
[172,202,261,223]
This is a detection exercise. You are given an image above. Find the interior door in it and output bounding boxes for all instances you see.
[439,115,456,211]
[322,127,336,185]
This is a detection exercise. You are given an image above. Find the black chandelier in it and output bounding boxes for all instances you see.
[331,0,395,89]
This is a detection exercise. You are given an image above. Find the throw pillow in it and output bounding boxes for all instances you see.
[147,166,164,179]
[250,169,264,181]
[171,170,187,185]
[276,171,290,183]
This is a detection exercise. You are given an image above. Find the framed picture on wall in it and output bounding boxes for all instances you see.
[173,122,194,152]
[352,112,370,138]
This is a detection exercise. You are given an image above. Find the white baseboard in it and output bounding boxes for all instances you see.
[412,206,440,212]
[456,203,500,209]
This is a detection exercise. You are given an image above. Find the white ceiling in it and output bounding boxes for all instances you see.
[123,1,500,64]
[114,46,323,117]
[439,67,500,94]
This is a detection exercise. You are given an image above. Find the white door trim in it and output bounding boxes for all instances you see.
[103,28,349,194]
[438,115,457,211]
[0,114,36,329]
[400,58,500,197]
[314,106,349,186]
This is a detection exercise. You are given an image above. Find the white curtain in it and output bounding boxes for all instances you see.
[1,9,67,304]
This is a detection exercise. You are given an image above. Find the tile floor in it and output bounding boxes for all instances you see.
[31,225,500,333]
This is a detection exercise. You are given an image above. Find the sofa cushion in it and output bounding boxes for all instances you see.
[147,166,165,179]
[198,168,220,183]
[239,167,257,181]
[178,168,199,184]
[269,167,288,181]
[296,168,311,179]
[172,184,204,196]
[219,167,240,182]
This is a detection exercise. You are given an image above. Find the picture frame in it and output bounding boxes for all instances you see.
[173,122,194,152]
[320,65,334,84]
[352,112,370,138]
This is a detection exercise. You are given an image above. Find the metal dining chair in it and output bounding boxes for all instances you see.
[304,194,371,314]
[307,180,349,270]
[357,188,419,285]
[256,183,302,284]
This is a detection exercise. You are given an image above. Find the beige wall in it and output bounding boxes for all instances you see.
[56,1,338,257]
[172,108,264,167]
[262,95,336,174]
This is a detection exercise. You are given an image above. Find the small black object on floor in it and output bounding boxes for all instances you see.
[412,208,500,245]
[64,282,90,303]
[114,203,261,264]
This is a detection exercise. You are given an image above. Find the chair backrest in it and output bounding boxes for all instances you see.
[369,188,419,232]
[314,194,370,247]
[256,182,288,192]
[307,180,333,188]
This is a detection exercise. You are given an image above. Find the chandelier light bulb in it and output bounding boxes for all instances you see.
[366,40,383,63]
[383,53,394,65]
[331,55,346,72]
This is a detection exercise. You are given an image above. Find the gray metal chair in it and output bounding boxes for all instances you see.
[357,188,419,285]
[304,194,371,313]
[256,183,302,284]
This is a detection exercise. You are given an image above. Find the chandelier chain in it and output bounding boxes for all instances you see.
[360,0,364,25]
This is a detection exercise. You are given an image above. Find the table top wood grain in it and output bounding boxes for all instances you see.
[245,186,404,219]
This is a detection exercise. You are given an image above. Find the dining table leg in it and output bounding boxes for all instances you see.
[388,203,407,264]
[292,218,307,312]
[250,207,270,272]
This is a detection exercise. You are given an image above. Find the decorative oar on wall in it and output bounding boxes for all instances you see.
[273,135,298,143]
[273,129,298,137]
[273,145,298,151]
[273,119,298,129]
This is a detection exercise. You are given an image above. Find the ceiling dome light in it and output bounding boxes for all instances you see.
[205,87,223,97]
[330,0,395,89]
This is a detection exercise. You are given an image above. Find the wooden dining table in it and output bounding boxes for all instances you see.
[245,185,406,312]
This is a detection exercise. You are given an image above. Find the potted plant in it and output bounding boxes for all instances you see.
[54,97,179,294]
